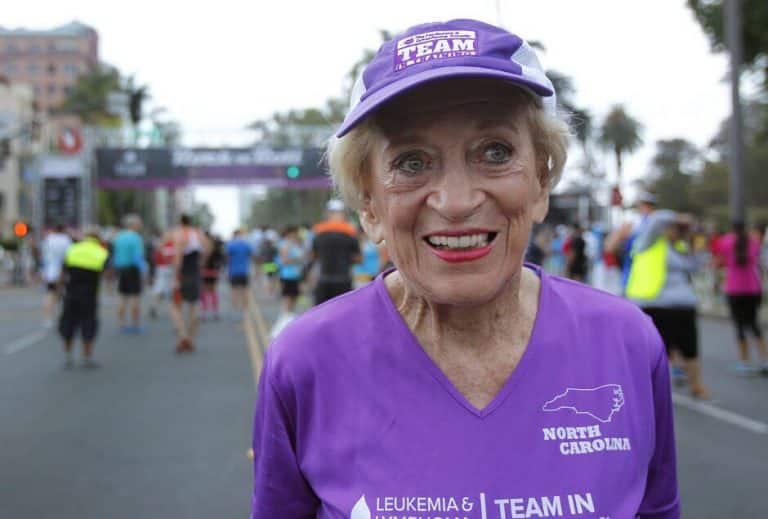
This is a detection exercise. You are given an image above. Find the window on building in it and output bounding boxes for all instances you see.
[27,63,40,75]
[47,84,55,95]
[6,42,20,53]
[47,63,56,75]
[64,63,80,76]
[3,63,18,76]
[28,42,42,54]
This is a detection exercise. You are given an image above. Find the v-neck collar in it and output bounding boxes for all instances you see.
[374,265,549,419]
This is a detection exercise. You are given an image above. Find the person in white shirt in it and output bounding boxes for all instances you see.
[41,225,73,328]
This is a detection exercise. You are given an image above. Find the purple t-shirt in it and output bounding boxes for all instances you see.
[252,268,679,518]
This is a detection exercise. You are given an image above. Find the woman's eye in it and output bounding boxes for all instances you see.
[393,152,430,175]
[482,143,512,163]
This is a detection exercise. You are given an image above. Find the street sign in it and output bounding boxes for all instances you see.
[57,127,83,155]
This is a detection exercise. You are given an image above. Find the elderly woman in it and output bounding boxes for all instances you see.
[252,19,679,518]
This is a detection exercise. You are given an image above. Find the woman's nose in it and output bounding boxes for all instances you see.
[426,167,485,221]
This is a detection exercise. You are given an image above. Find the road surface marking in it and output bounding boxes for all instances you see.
[672,392,768,435]
[4,329,48,356]
[242,308,264,386]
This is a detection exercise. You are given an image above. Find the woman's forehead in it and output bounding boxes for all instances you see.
[373,78,533,135]
[375,100,527,139]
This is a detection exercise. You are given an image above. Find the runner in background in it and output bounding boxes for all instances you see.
[604,191,658,294]
[311,199,360,305]
[201,233,224,321]
[169,214,210,354]
[248,225,267,291]
[258,231,279,296]
[713,221,768,374]
[225,229,252,320]
[524,226,549,267]
[57,228,109,368]
[40,224,72,328]
[112,214,146,333]
[148,230,176,319]
[271,226,305,337]
[564,223,588,282]
[353,228,382,287]
[626,211,710,398]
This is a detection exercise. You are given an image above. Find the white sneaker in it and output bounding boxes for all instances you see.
[270,313,296,339]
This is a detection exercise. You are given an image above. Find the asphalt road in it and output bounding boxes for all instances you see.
[0,285,766,518]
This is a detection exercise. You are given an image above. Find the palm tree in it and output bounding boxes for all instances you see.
[598,105,644,184]
[58,65,122,126]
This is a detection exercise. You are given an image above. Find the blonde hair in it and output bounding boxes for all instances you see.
[327,93,570,211]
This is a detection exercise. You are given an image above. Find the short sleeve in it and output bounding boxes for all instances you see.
[637,330,681,518]
[251,355,318,518]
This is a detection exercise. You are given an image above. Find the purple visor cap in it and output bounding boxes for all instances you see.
[336,19,556,137]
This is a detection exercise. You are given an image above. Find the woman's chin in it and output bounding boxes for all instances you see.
[413,276,510,307]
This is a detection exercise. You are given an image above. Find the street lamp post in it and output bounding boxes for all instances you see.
[725,0,745,224]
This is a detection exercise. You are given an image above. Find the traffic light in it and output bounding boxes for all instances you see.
[286,165,301,179]
[13,220,28,238]
[129,87,146,125]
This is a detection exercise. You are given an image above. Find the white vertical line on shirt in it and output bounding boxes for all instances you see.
[672,393,768,434]
[480,492,487,519]
[4,329,48,356]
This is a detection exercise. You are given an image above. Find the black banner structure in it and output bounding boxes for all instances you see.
[43,178,81,228]
[96,148,328,189]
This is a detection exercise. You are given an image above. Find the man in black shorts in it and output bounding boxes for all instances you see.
[58,229,109,368]
[169,214,210,353]
[112,214,146,333]
[311,199,361,305]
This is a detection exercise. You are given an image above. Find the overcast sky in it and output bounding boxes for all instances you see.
[5,0,737,234]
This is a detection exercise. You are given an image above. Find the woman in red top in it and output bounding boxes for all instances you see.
[149,231,176,318]
[714,221,767,374]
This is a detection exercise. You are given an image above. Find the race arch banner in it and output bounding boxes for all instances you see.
[95,147,328,189]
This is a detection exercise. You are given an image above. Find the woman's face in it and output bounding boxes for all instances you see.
[360,81,550,305]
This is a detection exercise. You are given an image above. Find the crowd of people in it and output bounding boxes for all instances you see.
[29,188,768,384]
[34,198,391,367]
[526,192,768,394]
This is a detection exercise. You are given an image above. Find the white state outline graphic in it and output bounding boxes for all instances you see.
[542,384,625,423]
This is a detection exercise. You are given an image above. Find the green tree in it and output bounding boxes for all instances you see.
[58,65,122,126]
[688,0,768,89]
[648,139,700,213]
[598,105,644,184]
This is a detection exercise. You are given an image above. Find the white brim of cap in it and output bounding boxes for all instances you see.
[335,65,554,138]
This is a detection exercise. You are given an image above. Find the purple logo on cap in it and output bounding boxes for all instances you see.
[394,30,478,71]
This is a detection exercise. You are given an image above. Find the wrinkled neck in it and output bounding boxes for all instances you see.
[386,268,539,354]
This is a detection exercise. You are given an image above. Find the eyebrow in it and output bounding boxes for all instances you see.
[475,118,521,133]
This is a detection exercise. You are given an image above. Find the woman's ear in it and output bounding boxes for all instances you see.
[359,193,386,245]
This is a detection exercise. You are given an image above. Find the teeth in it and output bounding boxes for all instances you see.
[427,233,491,249]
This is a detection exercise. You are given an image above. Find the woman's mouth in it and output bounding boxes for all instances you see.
[424,232,498,250]
[423,232,498,263]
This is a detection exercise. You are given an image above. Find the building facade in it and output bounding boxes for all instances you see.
[0,80,37,235]
[0,21,98,113]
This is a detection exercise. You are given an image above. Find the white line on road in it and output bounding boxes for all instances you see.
[3,329,49,356]
[672,392,768,435]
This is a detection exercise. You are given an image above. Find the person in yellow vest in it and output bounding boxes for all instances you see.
[58,228,109,369]
[626,210,710,398]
